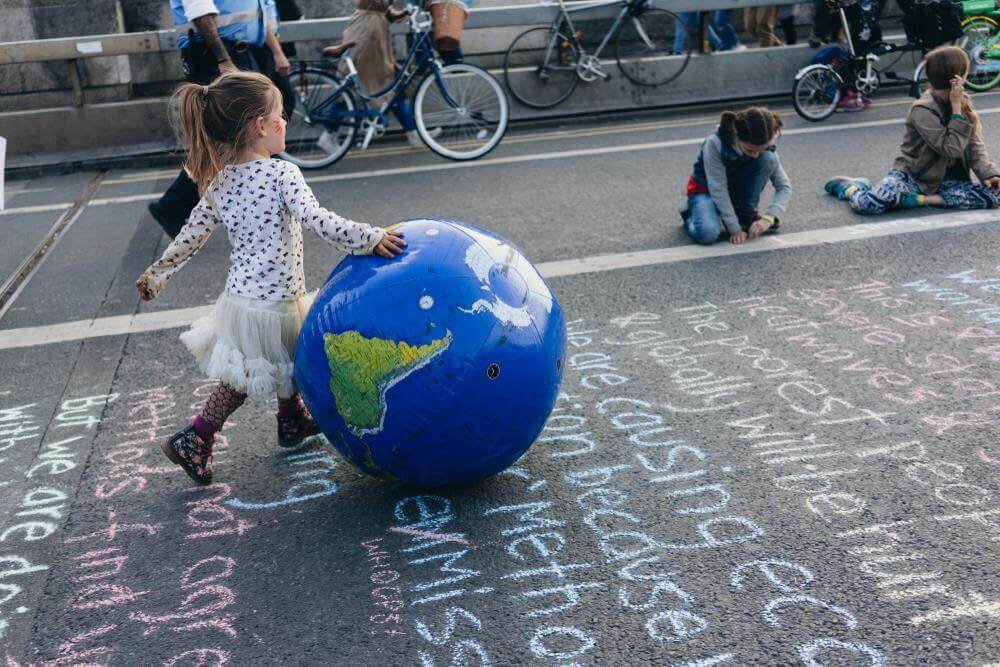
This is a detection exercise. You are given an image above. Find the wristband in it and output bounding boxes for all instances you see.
[761,214,777,225]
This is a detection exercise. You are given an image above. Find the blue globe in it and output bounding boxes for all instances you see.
[294,219,566,488]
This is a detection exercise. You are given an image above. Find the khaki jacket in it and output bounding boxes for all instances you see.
[892,91,1000,195]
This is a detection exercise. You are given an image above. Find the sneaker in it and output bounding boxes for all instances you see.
[405,127,443,149]
[147,201,185,239]
[824,176,871,200]
[836,91,866,113]
[277,410,323,449]
[317,130,340,155]
[161,426,213,485]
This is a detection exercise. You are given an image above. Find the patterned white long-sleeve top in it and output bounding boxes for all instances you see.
[141,159,385,300]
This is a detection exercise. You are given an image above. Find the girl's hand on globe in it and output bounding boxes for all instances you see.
[375,230,407,258]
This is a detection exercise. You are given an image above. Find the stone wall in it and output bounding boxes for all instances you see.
[0,0,909,111]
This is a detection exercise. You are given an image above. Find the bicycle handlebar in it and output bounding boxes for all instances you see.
[405,3,434,32]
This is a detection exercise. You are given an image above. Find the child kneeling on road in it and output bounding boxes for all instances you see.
[683,106,792,245]
[826,46,1000,214]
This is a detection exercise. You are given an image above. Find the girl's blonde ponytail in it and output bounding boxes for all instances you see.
[170,71,280,193]
[174,83,224,194]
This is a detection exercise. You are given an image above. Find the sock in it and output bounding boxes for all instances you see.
[192,383,247,441]
[277,394,305,417]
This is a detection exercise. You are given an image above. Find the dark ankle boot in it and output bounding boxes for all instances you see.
[277,411,322,449]
[161,426,214,484]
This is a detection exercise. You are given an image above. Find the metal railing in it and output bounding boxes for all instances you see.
[0,0,801,105]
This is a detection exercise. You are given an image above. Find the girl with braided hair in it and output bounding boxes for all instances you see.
[826,46,1000,215]
[683,106,792,245]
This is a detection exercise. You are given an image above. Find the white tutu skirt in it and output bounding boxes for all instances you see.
[180,292,314,398]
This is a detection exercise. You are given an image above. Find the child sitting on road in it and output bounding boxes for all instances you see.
[826,46,1000,214]
[682,106,792,245]
[136,72,406,485]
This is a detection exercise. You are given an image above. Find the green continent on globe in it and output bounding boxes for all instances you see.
[324,330,453,435]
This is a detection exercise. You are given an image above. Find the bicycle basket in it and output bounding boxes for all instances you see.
[900,1,964,50]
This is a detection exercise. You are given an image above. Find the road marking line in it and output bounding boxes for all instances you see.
[10,105,1000,217]
[0,208,996,351]
[0,173,107,321]
[98,84,1000,185]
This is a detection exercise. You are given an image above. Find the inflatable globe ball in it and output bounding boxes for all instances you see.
[293,219,566,488]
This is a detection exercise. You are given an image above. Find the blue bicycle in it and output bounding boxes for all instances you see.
[279,4,509,168]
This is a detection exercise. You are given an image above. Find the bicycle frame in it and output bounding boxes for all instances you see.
[553,0,645,59]
[306,12,462,133]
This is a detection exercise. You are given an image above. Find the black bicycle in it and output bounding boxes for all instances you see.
[503,0,689,109]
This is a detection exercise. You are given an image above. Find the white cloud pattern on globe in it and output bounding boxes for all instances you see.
[458,227,552,328]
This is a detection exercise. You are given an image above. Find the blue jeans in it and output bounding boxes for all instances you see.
[673,11,740,53]
[713,11,741,51]
[684,152,777,244]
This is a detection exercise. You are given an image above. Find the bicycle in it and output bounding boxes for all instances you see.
[279,3,509,169]
[792,0,928,122]
[502,0,689,109]
[956,0,1000,90]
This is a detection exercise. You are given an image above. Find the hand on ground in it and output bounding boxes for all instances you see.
[748,218,772,239]
[730,230,748,245]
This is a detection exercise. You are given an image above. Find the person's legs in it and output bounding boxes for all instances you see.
[938,180,1000,209]
[744,8,760,46]
[675,12,697,54]
[846,170,916,215]
[756,6,783,47]
[149,172,200,239]
[276,389,322,448]
[780,14,798,45]
[684,193,724,245]
[726,152,776,224]
[810,0,832,45]
[163,382,247,484]
[713,10,741,50]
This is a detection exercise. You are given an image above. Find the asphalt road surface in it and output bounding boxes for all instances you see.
[2,91,1000,666]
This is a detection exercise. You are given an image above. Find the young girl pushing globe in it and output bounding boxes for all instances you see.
[135,72,406,485]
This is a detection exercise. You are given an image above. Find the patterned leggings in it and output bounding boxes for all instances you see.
[850,169,1000,215]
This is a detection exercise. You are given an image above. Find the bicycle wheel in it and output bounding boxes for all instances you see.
[793,66,842,122]
[279,68,358,169]
[414,63,509,161]
[504,26,580,109]
[960,17,1000,91]
[615,9,690,87]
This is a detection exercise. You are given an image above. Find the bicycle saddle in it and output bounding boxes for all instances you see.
[322,42,357,59]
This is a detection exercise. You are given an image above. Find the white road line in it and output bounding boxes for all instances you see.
[8,107,1000,218]
[0,208,996,351]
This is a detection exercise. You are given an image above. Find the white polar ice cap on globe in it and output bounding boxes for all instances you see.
[458,225,553,328]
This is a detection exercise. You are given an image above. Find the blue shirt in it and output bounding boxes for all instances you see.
[171,0,267,49]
